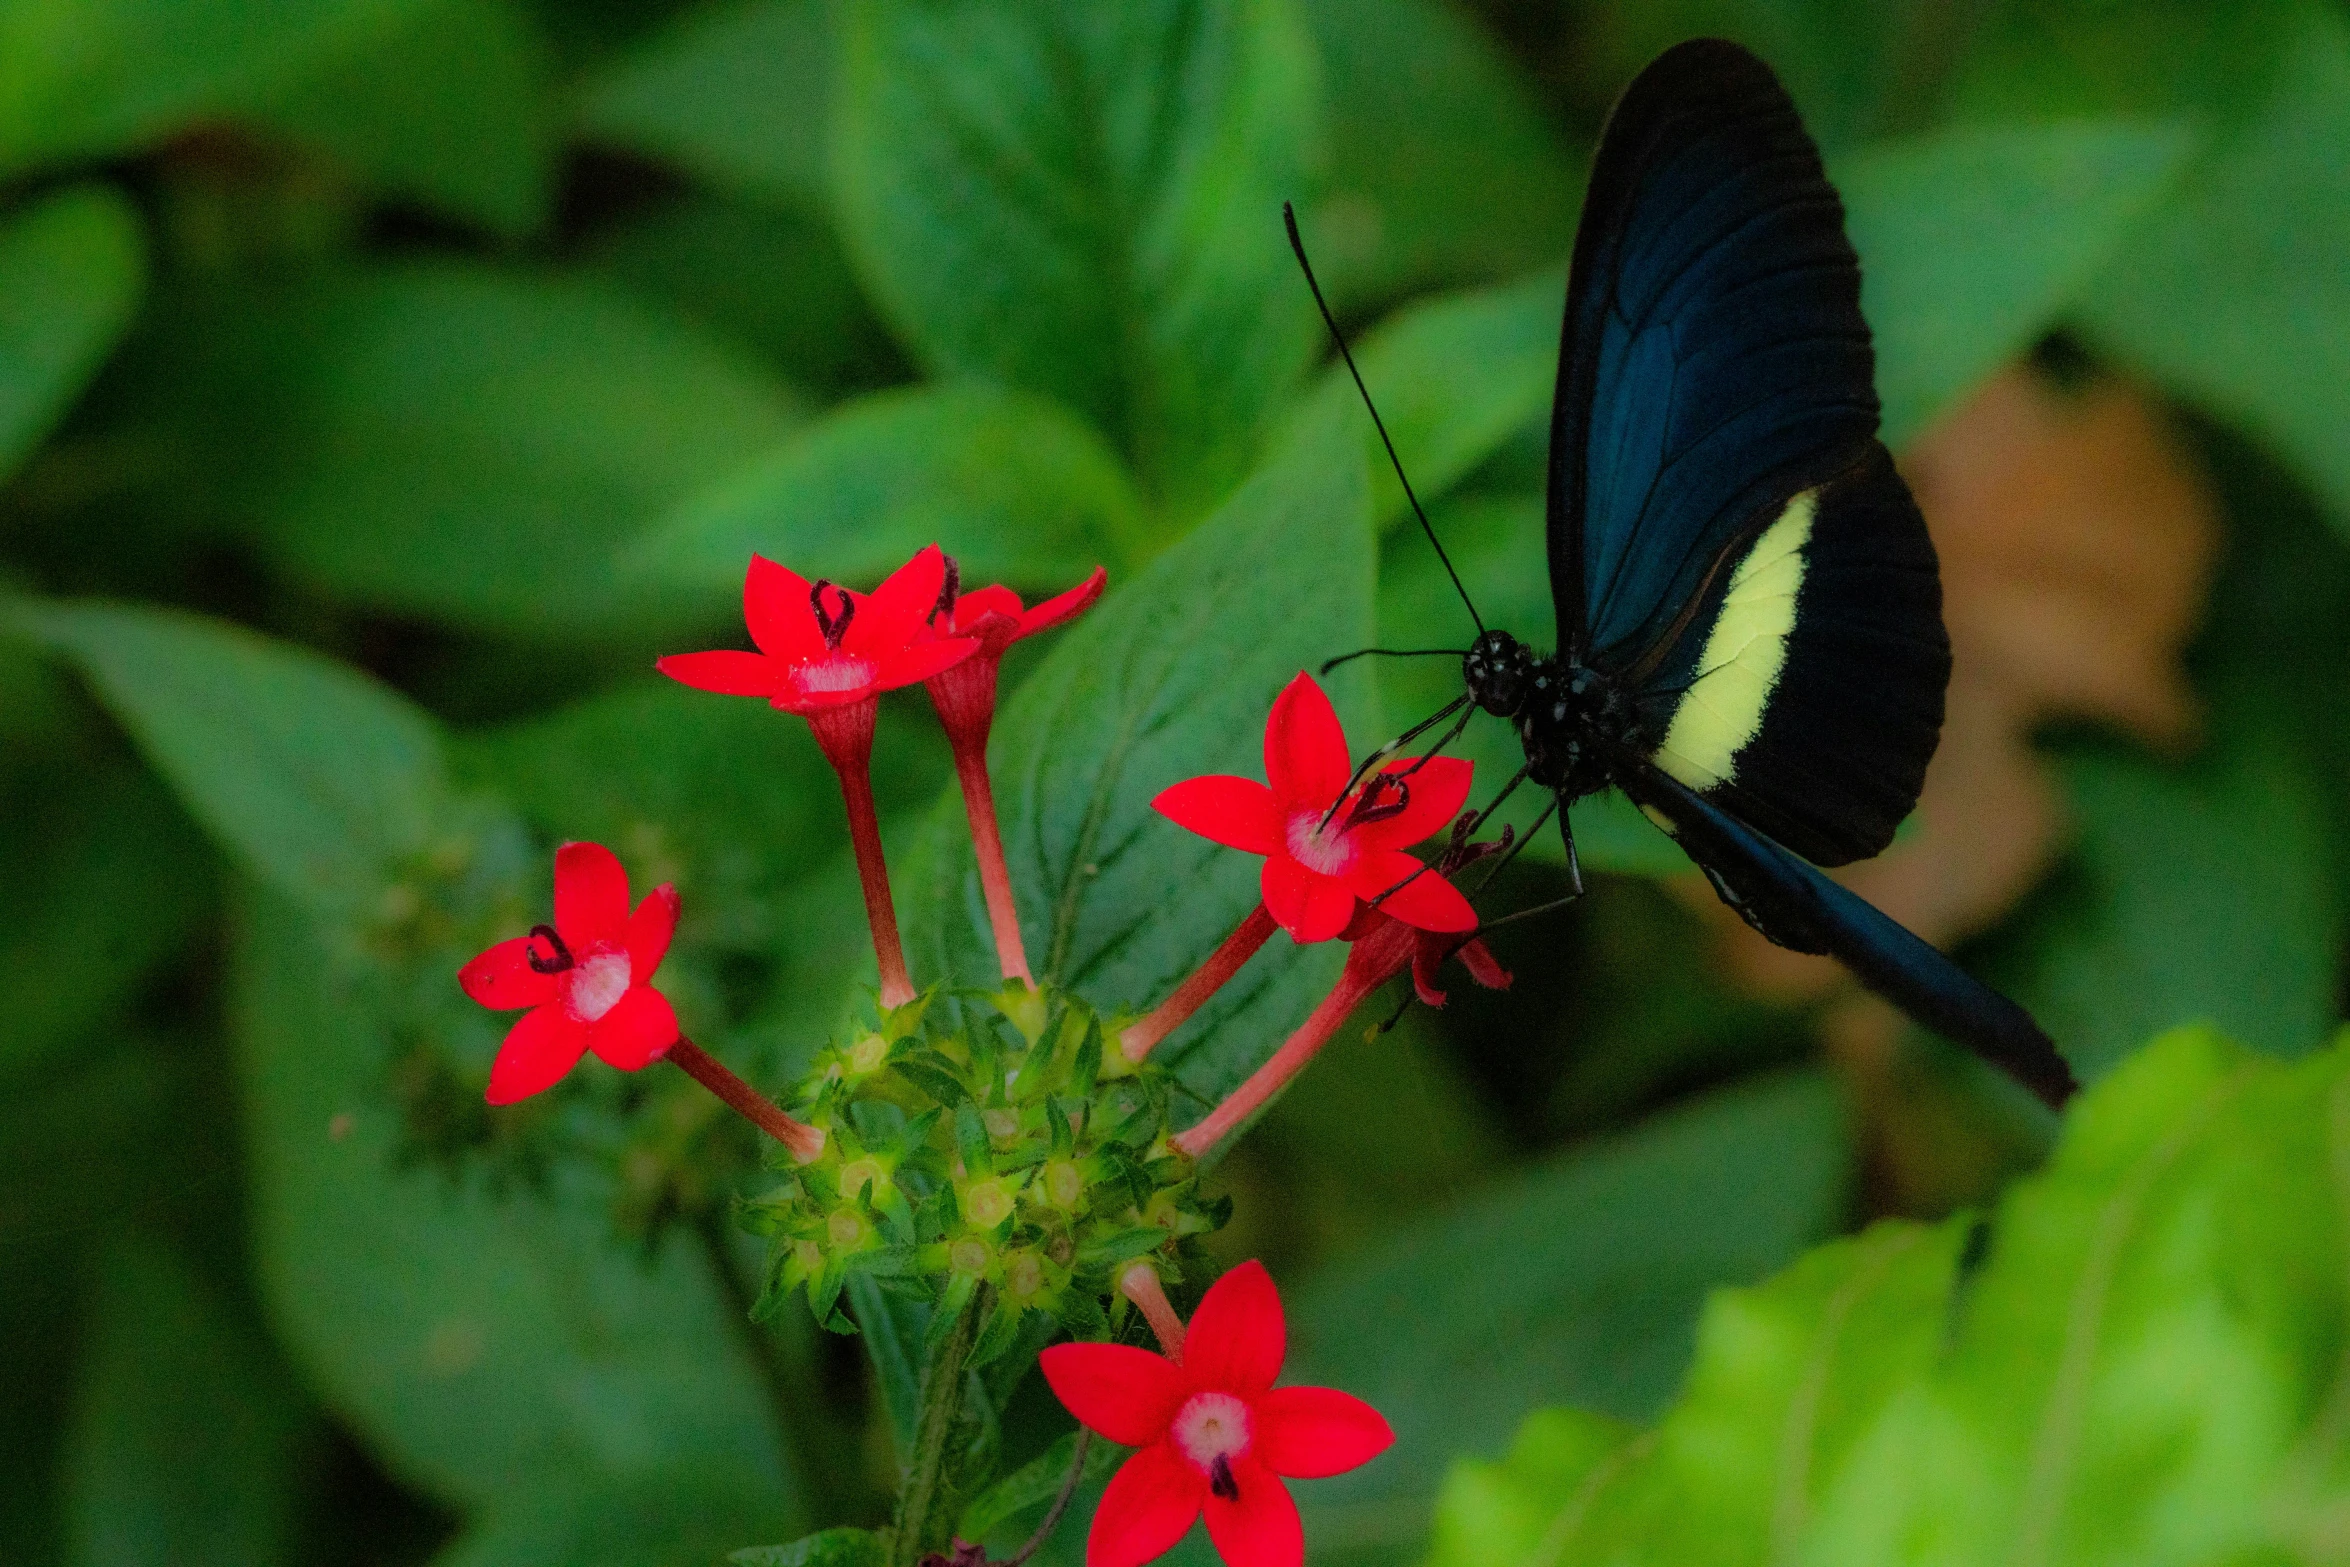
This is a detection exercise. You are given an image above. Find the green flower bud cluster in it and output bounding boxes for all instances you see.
[741,980,1228,1368]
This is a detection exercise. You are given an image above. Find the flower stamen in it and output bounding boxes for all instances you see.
[810,579,855,648]
[524,923,573,974]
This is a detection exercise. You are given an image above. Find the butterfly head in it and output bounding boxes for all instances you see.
[1463,630,1535,718]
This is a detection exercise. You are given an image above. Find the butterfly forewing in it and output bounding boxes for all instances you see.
[1548,38,1947,864]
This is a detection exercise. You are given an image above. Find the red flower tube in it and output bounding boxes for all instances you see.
[921,562,1107,984]
[1041,1261,1392,1567]
[657,546,978,1009]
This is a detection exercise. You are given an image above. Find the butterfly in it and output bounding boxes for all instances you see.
[1296,38,2076,1108]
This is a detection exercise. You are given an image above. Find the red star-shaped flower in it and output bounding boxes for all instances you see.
[1153,673,1476,943]
[1041,1262,1391,1567]
[655,544,979,713]
[458,842,681,1104]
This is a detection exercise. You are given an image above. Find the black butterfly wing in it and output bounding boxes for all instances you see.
[1548,38,1941,864]
[1621,763,2077,1109]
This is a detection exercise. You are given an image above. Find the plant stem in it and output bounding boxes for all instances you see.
[669,1038,826,1162]
[891,1291,983,1567]
[1121,904,1277,1062]
[1001,1429,1094,1567]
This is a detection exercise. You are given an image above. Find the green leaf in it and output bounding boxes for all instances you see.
[0,0,426,176]
[1423,1024,2350,1566]
[1292,0,1575,309]
[111,265,802,638]
[61,1235,311,1567]
[1291,269,1562,536]
[439,1470,804,1567]
[579,0,834,214]
[833,0,1322,506]
[2076,7,2350,525]
[1577,0,1925,148]
[902,411,1374,1108]
[1943,0,2309,125]
[256,0,556,237]
[6,598,450,922]
[1990,727,2341,1083]
[960,1430,1122,1546]
[456,678,949,967]
[232,886,796,1511]
[1421,1406,1635,1567]
[730,1526,888,1567]
[637,383,1148,597]
[1285,1069,1851,1564]
[0,757,212,1082]
[0,184,146,482]
[1836,119,2193,448]
[844,1273,929,1457]
[581,193,900,398]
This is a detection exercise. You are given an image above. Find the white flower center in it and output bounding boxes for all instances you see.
[567,951,631,1023]
[1285,810,1356,876]
[1171,1391,1252,1473]
[793,654,877,695]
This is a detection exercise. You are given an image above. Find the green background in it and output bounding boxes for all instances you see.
[5,1,2350,1563]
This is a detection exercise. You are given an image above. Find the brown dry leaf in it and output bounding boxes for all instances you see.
[1682,361,2221,1017]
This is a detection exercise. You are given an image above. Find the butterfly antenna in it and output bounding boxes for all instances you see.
[1284,201,1484,636]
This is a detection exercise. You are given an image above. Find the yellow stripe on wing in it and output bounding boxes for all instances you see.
[1653,488,1816,791]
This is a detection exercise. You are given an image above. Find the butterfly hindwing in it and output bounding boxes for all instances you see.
[1548,37,1881,667]
[1622,764,2076,1108]
[1634,444,1948,865]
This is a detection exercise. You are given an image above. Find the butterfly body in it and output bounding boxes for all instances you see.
[1422,38,2077,1106]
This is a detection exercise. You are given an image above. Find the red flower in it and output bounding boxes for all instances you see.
[1041,1262,1392,1567]
[655,545,979,713]
[918,561,1108,984]
[459,842,681,1104]
[1153,673,1476,943]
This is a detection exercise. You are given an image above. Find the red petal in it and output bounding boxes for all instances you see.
[656,650,780,698]
[1042,1343,1189,1447]
[1263,674,1351,810]
[855,544,947,652]
[458,936,557,1011]
[1252,1386,1394,1478]
[1350,850,1476,934]
[1355,756,1474,850]
[1087,1443,1204,1567]
[1410,937,1450,1008]
[1457,936,1512,992]
[1017,566,1107,638]
[951,583,1026,634]
[872,636,980,691]
[1153,776,1278,854]
[553,841,632,947]
[1261,857,1355,945]
[585,986,678,1071]
[626,884,679,978]
[745,555,824,660]
[485,1005,589,1104]
[1182,1260,1284,1397]
[1201,1457,1301,1567]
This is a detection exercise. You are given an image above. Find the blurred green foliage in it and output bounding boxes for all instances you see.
[3,1,2349,1564]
